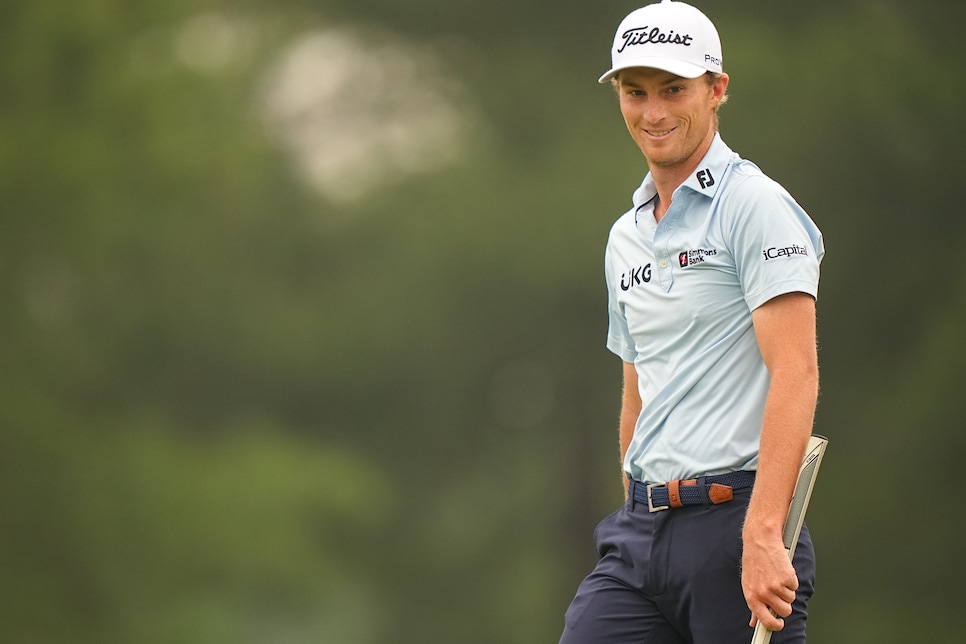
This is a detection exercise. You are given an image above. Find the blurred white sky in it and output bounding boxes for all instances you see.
[258,25,467,203]
[173,12,469,203]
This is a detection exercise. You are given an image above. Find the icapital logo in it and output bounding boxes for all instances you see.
[679,248,718,268]
[617,26,694,53]
[762,244,809,261]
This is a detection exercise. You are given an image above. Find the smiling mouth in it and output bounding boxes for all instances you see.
[646,128,675,137]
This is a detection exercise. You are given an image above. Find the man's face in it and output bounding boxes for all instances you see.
[617,67,728,172]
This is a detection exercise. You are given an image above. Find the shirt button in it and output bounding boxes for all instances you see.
[660,260,669,268]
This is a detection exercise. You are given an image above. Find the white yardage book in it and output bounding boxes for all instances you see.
[750,434,829,644]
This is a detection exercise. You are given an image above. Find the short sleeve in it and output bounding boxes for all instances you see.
[725,174,824,312]
[605,242,638,362]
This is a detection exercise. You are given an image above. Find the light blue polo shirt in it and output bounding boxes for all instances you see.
[605,133,824,484]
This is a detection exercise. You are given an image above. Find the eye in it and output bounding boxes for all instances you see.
[667,85,684,94]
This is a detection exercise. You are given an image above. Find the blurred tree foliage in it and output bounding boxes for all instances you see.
[1,0,963,642]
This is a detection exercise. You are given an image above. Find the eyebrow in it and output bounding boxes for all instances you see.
[621,75,687,90]
[622,71,687,85]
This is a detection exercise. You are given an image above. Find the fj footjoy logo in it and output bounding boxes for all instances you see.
[617,26,694,53]
[620,264,652,291]
[696,168,715,189]
[679,248,718,267]
[762,244,809,260]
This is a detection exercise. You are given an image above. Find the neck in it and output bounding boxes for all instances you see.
[648,130,716,223]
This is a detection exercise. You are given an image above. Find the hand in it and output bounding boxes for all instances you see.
[741,527,798,631]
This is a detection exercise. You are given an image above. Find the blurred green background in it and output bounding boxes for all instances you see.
[3,0,964,642]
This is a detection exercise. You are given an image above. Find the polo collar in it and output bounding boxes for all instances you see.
[631,133,736,209]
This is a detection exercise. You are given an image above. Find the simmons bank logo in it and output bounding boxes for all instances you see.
[678,248,718,268]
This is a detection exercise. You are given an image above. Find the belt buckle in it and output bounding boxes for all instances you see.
[646,482,669,513]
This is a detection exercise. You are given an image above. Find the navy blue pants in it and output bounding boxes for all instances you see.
[559,486,815,644]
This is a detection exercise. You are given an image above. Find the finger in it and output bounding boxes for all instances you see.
[766,616,786,632]
[772,600,794,619]
[772,588,797,618]
[757,609,785,632]
[748,600,784,632]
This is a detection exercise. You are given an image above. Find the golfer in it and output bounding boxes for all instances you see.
[558,2,824,643]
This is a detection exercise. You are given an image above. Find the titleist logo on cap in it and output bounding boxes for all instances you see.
[617,26,694,53]
[598,3,722,83]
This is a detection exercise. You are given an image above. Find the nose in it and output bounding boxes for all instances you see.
[642,95,667,123]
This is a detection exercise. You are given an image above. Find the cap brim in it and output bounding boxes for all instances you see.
[598,57,708,84]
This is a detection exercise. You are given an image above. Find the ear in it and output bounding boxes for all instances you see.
[711,72,730,107]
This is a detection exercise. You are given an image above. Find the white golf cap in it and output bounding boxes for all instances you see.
[598,0,722,83]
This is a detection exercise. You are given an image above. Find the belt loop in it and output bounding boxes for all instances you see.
[696,476,711,505]
[667,479,683,509]
[628,478,636,510]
